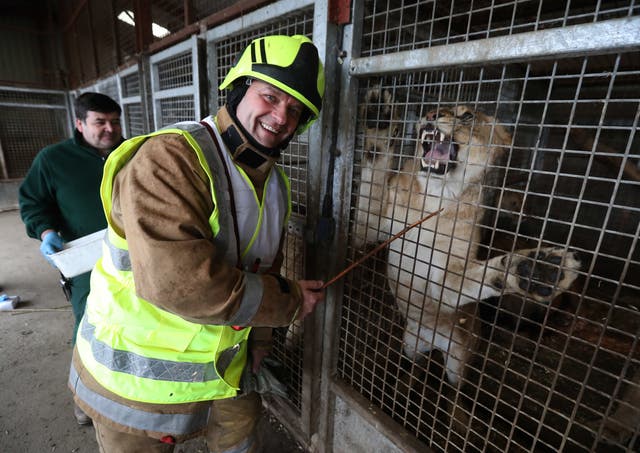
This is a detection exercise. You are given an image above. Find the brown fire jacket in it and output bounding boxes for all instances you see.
[71,120,302,440]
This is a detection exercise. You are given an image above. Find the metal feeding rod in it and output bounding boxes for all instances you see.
[321,208,444,289]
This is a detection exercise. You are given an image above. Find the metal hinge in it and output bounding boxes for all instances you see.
[287,216,335,245]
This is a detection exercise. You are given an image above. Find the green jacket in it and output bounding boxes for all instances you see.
[19,130,124,241]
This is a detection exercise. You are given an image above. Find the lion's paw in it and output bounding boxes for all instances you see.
[506,247,580,302]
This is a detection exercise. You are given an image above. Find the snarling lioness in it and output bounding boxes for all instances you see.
[354,88,581,386]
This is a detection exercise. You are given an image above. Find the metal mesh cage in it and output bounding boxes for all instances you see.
[0,89,68,179]
[361,0,640,56]
[151,37,201,130]
[93,78,120,104]
[120,67,146,137]
[124,103,145,137]
[275,228,307,410]
[121,71,140,98]
[341,43,640,453]
[0,90,67,106]
[156,52,193,90]
[158,95,195,127]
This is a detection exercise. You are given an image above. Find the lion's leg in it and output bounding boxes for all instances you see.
[401,307,477,386]
[401,305,477,436]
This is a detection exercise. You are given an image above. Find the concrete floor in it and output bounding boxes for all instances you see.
[0,208,94,452]
[0,208,302,453]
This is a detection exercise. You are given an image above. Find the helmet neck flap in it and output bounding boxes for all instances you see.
[215,103,282,175]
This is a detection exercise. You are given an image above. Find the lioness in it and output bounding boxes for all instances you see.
[354,88,581,386]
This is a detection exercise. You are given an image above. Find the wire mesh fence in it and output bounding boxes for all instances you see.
[0,88,69,179]
[360,0,639,56]
[156,52,193,90]
[340,1,640,450]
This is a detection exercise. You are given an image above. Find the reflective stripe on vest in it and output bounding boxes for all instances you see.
[77,282,249,405]
[69,362,210,435]
[78,317,244,382]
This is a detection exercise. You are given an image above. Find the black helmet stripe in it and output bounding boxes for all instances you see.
[249,39,268,64]
[259,38,267,63]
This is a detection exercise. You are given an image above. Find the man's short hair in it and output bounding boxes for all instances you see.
[75,92,121,121]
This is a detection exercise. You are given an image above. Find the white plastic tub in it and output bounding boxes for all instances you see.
[49,228,106,278]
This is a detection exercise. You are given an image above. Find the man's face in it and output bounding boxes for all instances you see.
[75,110,122,152]
[234,80,304,149]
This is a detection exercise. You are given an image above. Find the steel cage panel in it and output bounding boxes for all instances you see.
[150,35,202,129]
[333,1,640,452]
[118,64,144,139]
[0,87,70,180]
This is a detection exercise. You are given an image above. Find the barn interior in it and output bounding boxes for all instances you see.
[1,1,639,452]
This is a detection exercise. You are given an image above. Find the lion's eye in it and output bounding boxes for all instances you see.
[458,110,474,122]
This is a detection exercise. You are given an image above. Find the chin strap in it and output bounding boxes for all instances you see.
[216,105,283,174]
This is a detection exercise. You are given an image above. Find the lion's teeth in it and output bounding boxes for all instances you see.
[434,161,440,170]
[422,130,435,141]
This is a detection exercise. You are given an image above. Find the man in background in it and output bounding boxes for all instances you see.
[19,91,124,425]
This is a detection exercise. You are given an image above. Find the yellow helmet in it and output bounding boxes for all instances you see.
[219,35,325,134]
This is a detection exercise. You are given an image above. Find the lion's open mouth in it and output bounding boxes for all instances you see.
[419,124,458,175]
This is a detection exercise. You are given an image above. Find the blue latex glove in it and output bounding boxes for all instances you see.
[40,231,64,266]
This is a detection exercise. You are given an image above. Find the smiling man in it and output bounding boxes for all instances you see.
[75,108,122,153]
[19,92,123,426]
[234,79,304,147]
[68,35,325,452]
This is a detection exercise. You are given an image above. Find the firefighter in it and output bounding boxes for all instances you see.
[69,35,325,452]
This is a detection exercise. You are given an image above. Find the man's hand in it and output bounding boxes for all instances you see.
[40,230,64,266]
[296,280,325,321]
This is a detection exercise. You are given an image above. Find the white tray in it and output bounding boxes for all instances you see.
[49,228,106,278]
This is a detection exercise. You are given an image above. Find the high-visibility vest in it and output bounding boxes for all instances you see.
[72,120,290,434]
